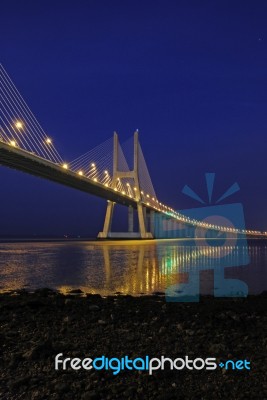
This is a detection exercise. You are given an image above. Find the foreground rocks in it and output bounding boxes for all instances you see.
[0,290,267,399]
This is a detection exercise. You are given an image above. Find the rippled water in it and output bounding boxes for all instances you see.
[0,239,266,296]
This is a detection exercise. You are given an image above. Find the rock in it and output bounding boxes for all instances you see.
[23,340,53,360]
[34,288,55,297]
[185,329,195,336]
[81,390,99,400]
[123,386,136,397]
[54,382,69,393]
[209,344,226,354]
[86,294,102,299]
[89,305,100,311]
[8,352,23,368]
[9,375,31,388]
[69,289,83,294]
[176,323,184,331]
[25,299,46,309]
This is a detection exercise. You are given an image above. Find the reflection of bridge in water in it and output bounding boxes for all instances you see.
[0,240,266,295]
[58,240,266,296]
[0,65,266,239]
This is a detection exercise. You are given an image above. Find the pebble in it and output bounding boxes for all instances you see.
[98,319,106,325]
[89,305,100,311]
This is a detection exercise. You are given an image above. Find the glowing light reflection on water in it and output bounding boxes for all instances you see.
[0,239,266,296]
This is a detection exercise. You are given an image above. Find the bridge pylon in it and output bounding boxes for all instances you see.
[98,131,153,239]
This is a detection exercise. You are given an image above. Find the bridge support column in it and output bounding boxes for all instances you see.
[128,205,134,233]
[146,209,151,232]
[98,131,154,239]
[137,204,146,238]
[150,210,155,236]
[98,201,115,238]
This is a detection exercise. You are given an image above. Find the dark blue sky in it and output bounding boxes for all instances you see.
[1,0,267,236]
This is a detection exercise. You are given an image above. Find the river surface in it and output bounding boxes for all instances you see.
[0,239,266,296]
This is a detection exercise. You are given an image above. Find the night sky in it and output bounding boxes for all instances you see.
[1,0,267,236]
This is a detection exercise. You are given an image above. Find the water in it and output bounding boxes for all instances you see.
[0,239,266,296]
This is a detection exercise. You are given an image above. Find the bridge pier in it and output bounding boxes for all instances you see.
[128,205,134,233]
[100,200,115,238]
[98,131,154,239]
[150,210,155,236]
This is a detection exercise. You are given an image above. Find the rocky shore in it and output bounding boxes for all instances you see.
[1,289,267,400]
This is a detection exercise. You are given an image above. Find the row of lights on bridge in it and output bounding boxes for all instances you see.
[55,159,176,213]
[7,121,53,148]
[7,123,163,207]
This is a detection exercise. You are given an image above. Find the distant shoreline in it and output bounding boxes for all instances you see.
[0,237,266,244]
[1,288,267,298]
[0,237,96,243]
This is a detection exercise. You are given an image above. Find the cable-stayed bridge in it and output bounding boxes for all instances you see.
[0,65,266,239]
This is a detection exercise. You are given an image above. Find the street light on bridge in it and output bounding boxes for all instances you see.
[14,121,23,130]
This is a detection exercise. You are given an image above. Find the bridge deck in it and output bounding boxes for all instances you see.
[0,141,140,208]
[1,141,266,238]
